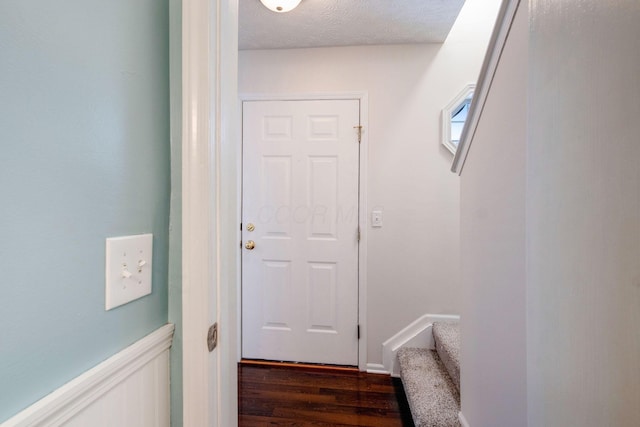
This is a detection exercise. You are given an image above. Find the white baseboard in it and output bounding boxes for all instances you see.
[365,363,390,375]
[2,324,174,427]
[459,411,471,427]
[382,314,459,376]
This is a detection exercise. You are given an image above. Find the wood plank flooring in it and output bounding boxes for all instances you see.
[238,362,415,426]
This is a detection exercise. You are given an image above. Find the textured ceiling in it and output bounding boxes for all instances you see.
[239,0,467,50]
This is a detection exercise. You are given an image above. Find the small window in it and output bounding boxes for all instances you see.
[442,84,475,155]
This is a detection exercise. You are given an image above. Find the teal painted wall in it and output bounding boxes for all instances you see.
[0,0,170,421]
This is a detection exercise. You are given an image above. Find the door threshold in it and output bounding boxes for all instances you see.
[240,359,359,373]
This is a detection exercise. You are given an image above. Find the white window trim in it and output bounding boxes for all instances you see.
[442,83,475,155]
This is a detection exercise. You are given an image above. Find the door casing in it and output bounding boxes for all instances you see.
[238,92,369,371]
[181,0,240,425]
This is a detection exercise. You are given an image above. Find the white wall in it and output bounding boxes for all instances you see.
[460,1,640,426]
[238,0,501,365]
[459,3,528,426]
[527,0,640,425]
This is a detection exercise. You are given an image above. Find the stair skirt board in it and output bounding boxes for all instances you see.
[382,314,459,376]
[1,324,174,427]
[459,412,471,427]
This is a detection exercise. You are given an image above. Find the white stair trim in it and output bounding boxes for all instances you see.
[365,363,389,375]
[2,324,174,427]
[382,314,459,376]
[451,0,522,174]
[459,411,471,427]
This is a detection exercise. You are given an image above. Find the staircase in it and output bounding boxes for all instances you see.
[397,322,461,427]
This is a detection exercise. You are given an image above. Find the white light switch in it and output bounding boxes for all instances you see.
[371,210,383,228]
[105,234,153,311]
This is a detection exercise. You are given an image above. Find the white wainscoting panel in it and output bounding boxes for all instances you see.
[2,324,174,427]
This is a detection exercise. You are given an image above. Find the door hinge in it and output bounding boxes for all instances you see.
[207,322,218,352]
[357,227,361,242]
[357,324,361,340]
[353,125,363,143]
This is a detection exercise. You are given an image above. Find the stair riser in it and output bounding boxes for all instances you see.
[398,348,461,427]
[433,322,461,392]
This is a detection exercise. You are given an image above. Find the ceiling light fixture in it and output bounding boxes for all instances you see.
[259,0,302,13]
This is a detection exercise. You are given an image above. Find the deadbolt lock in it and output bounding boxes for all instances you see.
[246,223,255,232]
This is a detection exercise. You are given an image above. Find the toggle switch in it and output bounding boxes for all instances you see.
[105,234,153,310]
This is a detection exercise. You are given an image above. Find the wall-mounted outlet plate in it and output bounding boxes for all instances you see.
[105,234,153,310]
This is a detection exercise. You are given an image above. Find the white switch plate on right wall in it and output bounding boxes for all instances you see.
[105,234,153,310]
[371,210,383,227]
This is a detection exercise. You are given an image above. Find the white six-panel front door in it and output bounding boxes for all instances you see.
[241,99,360,366]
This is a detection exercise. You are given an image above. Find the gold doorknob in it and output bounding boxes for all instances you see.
[244,240,255,250]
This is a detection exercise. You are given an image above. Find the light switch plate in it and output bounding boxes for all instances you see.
[105,234,153,310]
[371,210,383,228]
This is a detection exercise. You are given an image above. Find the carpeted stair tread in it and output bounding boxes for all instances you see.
[397,347,460,427]
[433,322,460,392]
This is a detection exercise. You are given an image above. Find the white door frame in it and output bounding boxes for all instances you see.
[182,0,239,426]
[239,92,369,371]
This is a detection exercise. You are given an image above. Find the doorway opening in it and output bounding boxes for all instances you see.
[239,94,369,369]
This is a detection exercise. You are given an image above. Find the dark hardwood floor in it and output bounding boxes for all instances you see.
[238,362,415,426]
